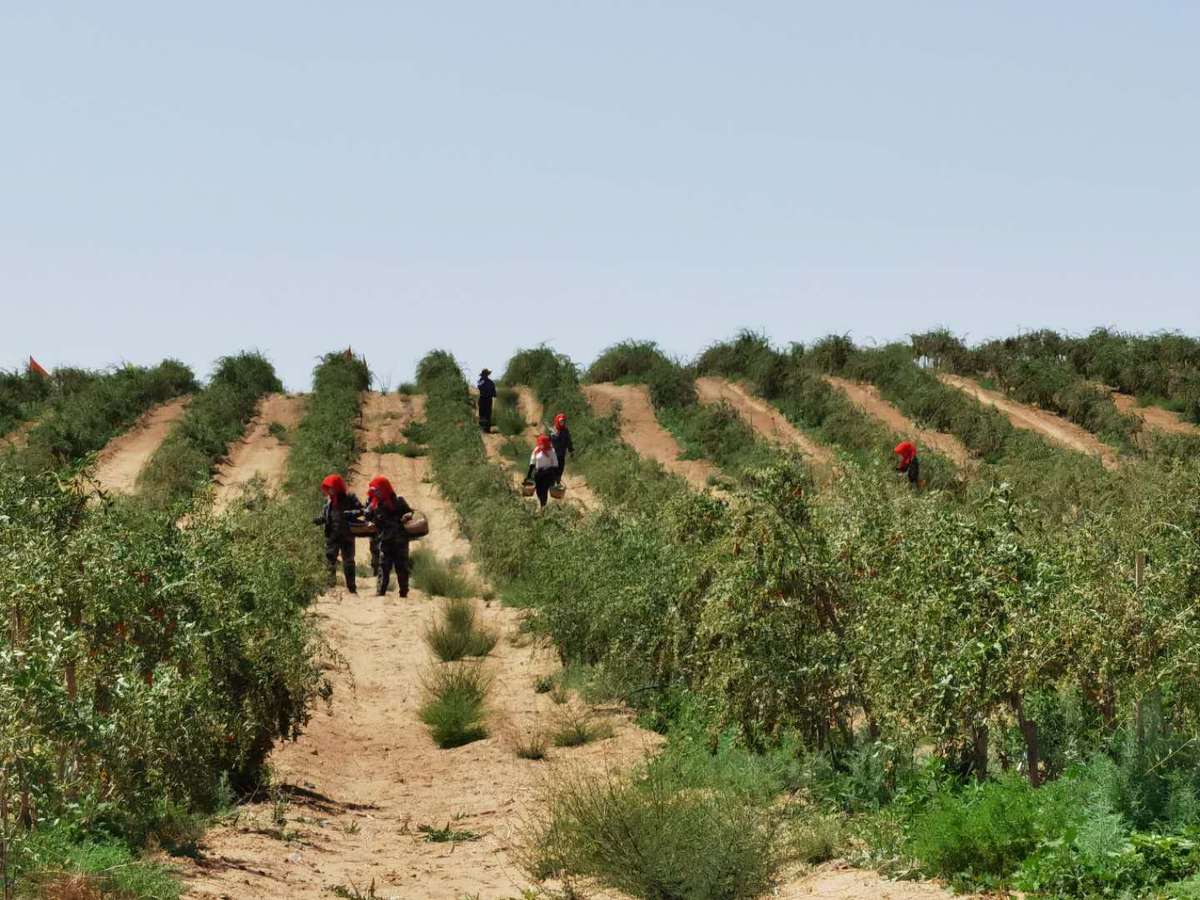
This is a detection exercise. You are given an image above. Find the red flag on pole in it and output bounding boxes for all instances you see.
[27,357,49,378]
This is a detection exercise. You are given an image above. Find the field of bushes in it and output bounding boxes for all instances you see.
[415,331,1200,898]
[2,328,1200,898]
[0,350,368,896]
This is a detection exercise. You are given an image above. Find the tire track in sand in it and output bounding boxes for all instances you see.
[183,392,659,900]
[583,382,722,492]
[937,373,1121,470]
[824,376,972,468]
[212,394,307,512]
[90,397,191,495]
[695,376,836,468]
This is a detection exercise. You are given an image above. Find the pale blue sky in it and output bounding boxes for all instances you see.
[2,3,1197,389]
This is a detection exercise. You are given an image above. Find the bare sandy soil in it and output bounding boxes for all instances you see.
[778,864,964,899]
[695,377,836,468]
[583,382,722,492]
[182,393,658,899]
[90,397,191,494]
[0,418,35,450]
[938,373,1121,470]
[824,376,972,468]
[212,394,307,512]
[1111,391,1198,436]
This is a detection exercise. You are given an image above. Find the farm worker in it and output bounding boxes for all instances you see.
[477,369,497,433]
[366,475,414,597]
[526,433,559,508]
[550,412,574,486]
[312,474,364,593]
[893,441,919,488]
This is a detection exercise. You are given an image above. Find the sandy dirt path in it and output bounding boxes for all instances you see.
[1111,391,1199,437]
[583,382,722,491]
[696,376,836,467]
[183,392,658,900]
[937,373,1120,469]
[511,385,600,510]
[90,397,190,494]
[824,376,972,468]
[212,394,307,512]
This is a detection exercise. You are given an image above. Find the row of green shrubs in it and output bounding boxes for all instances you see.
[0,365,98,437]
[0,350,364,897]
[14,360,197,472]
[136,352,283,506]
[425,343,1200,897]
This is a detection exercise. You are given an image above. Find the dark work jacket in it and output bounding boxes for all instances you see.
[551,426,573,461]
[367,496,414,543]
[477,377,496,401]
[313,493,364,540]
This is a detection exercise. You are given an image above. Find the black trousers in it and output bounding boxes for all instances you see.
[325,536,357,590]
[478,397,493,431]
[534,469,556,507]
[907,457,920,487]
[555,453,568,482]
[377,538,410,595]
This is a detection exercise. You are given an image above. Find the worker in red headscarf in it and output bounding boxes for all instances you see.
[366,476,414,597]
[312,474,365,592]
[526,433,559,508]
[893,441,920,488]
[549,412,574,488]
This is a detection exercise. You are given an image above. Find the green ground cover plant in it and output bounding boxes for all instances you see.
[419,662,491,748]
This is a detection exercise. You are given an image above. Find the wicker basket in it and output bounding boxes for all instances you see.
[549,483,566,500]
[521,480,536,497]
[350,522,378,537]
[404,513,430,539]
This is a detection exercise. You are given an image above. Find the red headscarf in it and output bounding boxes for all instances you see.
[535,434,553,455]
[553,413,566,430]
[893,441,917,469]
[368,475,397,510]
[321,474,347,500]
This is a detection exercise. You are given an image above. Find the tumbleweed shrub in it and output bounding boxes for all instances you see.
[0,465,327,851]
[521,760,779,900]
[419,661,491,748]
[423,597,498,661]
[18,359,197,472]
[138,351,284,505]
[410,548,476,599]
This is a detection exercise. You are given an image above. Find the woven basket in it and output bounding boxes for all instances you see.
[549,484,566,499]
[521,480,536,497]
[404,513,430,538]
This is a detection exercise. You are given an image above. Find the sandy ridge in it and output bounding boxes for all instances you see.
[696,376,836,467]
[212,393,307,512]
[824,376,972,468]
[583,382,722,492]
[90,396,191,495]
[1111,391,1198,437]
[937,373,1120,469]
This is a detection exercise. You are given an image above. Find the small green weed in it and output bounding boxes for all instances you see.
[420,662,491,748]
[551,709,614,748]
[418,822,482,843]
[411,548,476,599]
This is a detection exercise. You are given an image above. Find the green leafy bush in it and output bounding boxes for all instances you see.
[18,359,196,471]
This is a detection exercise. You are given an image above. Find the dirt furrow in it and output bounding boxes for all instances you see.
[824,376,972,468]
[696,376,836,467]
[90,396,191,495]
[212,394,307,512]
[1111,391,1198,437]
[937,373,1120,469]
[583,382,721,492]
[511,386,599,510]
[183,393,657,900]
